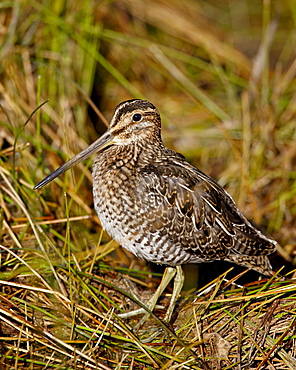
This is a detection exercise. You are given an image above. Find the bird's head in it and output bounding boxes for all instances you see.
[108,99,161,145]
[34,99,161,189]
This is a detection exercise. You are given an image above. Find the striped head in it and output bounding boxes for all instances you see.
[34,99,162,189]
[108,99,161,144]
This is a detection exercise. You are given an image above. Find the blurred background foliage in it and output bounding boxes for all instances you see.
[1,0,295,257]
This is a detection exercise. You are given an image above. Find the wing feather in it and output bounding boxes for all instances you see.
[138,153,276,262]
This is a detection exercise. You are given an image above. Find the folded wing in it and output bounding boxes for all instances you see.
[138,155,276,266]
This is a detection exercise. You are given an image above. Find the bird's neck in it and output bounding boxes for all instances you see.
[94,139,164,172]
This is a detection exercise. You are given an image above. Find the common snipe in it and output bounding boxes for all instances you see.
[34,99,276,323]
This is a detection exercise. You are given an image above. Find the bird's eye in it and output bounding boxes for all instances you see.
[132,113,142,122]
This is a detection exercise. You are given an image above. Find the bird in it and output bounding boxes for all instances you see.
[34,99,277,323]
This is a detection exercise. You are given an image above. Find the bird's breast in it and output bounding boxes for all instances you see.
[92,155,143,246]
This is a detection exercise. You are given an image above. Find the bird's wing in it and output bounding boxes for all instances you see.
[138,157,276,259]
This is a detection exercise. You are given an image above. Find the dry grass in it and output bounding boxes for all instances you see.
[0,0,296,368]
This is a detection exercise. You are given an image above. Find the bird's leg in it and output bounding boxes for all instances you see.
[119,266,185,328]
[120,267,177,323]
[163,265,184,323]
[135,266,177,327]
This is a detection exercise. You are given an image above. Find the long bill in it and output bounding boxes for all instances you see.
[34,130,114,190]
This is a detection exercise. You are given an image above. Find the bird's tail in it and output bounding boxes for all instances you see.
[225,254,273,277]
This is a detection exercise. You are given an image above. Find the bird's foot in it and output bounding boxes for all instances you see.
[118,266,184,334]
[118,304,164,319]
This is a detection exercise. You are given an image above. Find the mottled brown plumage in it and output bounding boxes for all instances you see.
[34,99,276,322]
